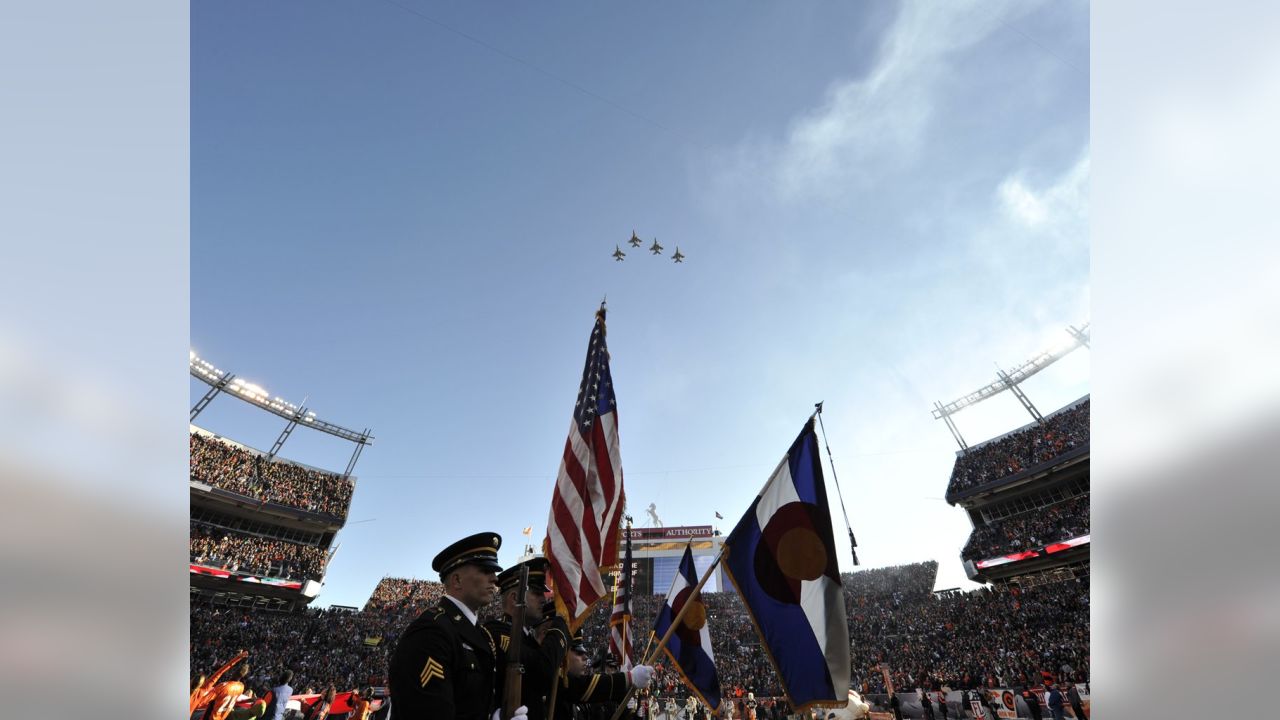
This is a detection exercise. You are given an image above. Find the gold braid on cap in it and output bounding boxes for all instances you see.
[440,546,499,574]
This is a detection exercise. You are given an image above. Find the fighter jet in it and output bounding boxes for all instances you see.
[612,245,626,261]
[672,247,685,263]
[628,231,643,248]
[649,238,664,255]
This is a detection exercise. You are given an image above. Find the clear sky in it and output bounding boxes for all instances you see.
[191,0,1089,609]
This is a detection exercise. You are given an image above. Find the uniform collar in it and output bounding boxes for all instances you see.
[443,594,478,625]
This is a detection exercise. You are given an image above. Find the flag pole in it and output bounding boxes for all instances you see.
[642,546,725,665]
[546,661,563,720]
[814,401,860,566]
[607,543,729,720]
[609,408,823,720]
[638,630,656,666]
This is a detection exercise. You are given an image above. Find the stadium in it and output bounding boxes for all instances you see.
[189,352,386,719]
[189,326,1090,720]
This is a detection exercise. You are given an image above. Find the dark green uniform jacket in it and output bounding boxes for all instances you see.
[554,670,632,720]
[485,615,570,720]
[389,601,498,720]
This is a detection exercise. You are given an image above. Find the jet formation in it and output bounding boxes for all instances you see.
[613,230,685,263]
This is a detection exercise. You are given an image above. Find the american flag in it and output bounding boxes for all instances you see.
[608,527,634,672]
[544,306,627,630]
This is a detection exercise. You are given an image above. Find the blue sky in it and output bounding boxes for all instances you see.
[192,0,1089,608]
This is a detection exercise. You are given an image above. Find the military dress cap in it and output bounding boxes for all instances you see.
[570,628,587,654]
[497,556,551,594]
[432,531,504,575]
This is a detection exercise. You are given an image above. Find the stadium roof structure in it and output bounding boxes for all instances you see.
[932,322,1089,450]
[190,351,374,478]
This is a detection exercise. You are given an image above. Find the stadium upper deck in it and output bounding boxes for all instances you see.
[189,427,359,607]
[190,428,355,522]
[945,397,1089,504]
[944,398,1090,585]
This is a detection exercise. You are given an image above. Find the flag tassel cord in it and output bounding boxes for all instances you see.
[606,542,729,720]
[815,401,859,566]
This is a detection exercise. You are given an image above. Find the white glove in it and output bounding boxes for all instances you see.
[628,664,655,689]
[490,706,528,720]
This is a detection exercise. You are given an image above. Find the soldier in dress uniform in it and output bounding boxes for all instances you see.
[486,557,571,720]
[554,629,654,720]
[388,532,528,720]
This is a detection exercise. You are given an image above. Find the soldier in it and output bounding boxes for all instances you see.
[486,557,571,720]
[553,629,654,720]
[388,532,528,720]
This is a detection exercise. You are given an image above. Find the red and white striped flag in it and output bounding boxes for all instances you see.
[544,306,627,631]
[608,527,634,672]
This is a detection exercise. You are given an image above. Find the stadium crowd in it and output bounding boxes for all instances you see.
[961,495,1091,561]
[946,400,1090,498]
[845,575,1090,695]
[361,577,449,615]
[839,561,939,602]
[190,432,354,517]
[190,522,329,581]
[191,605,393,696]
[191,563,1088,714]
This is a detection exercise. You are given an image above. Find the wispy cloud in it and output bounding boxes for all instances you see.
[764,1,1042,201]
[997,151,1089,230]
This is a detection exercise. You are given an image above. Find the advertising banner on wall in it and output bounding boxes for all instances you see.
[974,533,1090,569]
[189,563,303,590]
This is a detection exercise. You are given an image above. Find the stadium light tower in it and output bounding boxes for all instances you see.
[932,322,1089,451]
[189,351,374,478]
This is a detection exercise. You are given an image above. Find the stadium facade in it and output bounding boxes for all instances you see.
[188,352,372,612]
[950,396,1090,587]
[189,425,347,611]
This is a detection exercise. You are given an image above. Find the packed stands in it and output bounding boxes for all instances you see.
[190,522,329,581]
[846,578,1089,694]
[191,565,1088,704]
[190,606,392,695]
[961,494,1090,561]
[361,577,447,614]
[190,432,354,518]
[946,400,1089,499]
[839,561,939,601]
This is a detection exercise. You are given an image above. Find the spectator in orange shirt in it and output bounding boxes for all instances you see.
[199,662,251,720]
[229,685,270,720]
[191,650,249,716]
[349,688,374,720]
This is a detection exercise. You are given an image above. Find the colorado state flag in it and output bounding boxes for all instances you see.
[653,544,722,712]
[723,419,851,711]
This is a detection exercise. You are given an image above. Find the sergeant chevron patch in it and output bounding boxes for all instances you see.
[420,658,445,687]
